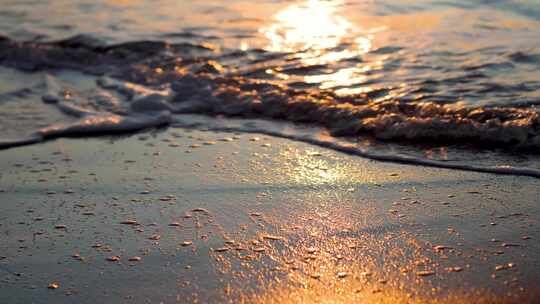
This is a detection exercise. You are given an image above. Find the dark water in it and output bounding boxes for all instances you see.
[1,0,539,175]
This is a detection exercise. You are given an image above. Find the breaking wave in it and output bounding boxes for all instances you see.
[0,35,540,177]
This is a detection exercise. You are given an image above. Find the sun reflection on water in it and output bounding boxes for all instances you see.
[304,67,367,89]
[261,0,353,53]
[260,0,373,92]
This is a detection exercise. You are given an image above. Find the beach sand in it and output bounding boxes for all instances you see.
[0,128,539,303]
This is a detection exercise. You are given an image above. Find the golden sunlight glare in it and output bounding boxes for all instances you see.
[261,0,354,53]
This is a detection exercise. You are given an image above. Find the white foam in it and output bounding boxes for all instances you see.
[97,76,171,100]
[2,74,540,179]
[37,112,171,138]
[171,114,540,179]
[1,75,172,148]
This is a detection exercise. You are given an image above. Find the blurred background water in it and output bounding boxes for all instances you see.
[2,0,540,106]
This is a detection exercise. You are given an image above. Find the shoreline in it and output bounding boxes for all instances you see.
[3,112,540,179]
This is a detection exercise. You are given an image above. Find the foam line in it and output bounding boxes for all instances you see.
[171,117,540,179]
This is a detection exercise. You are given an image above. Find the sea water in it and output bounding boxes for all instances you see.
[0,0,539,176]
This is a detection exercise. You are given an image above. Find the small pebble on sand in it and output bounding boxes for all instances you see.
[434,245,453,251]
[306,247,317,254]
[495,263,516,271]
[262,234,283,241]
[253,247,266,253]
[446,267,463,273]
[120,220,139,225]
[502,243,520,248]
[192,208,209,214]
[107,256,120,262]
[48,283,59,289]
[337,272,348,278]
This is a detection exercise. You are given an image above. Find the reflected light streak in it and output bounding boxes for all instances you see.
[290,154,341,185]
[261,0,374,92]
[304,67,367,89]
[261,0,354,53]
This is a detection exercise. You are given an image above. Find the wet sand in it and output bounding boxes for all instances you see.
[0,129,539,303]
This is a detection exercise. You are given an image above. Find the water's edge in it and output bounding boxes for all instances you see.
[0,35,539,178]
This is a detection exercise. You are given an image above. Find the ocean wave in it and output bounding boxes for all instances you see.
[0,35,539,177]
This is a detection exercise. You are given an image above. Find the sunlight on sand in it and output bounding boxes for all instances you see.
[216,201,517,304]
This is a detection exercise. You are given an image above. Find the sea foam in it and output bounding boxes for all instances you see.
[0,36,539,177]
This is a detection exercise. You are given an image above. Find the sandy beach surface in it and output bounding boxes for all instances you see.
[0,129,539,303]
[1,0,540,303]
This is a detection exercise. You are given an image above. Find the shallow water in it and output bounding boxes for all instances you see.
[1,0,540,174]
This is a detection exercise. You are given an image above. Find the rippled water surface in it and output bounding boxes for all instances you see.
[1,0,540,173]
